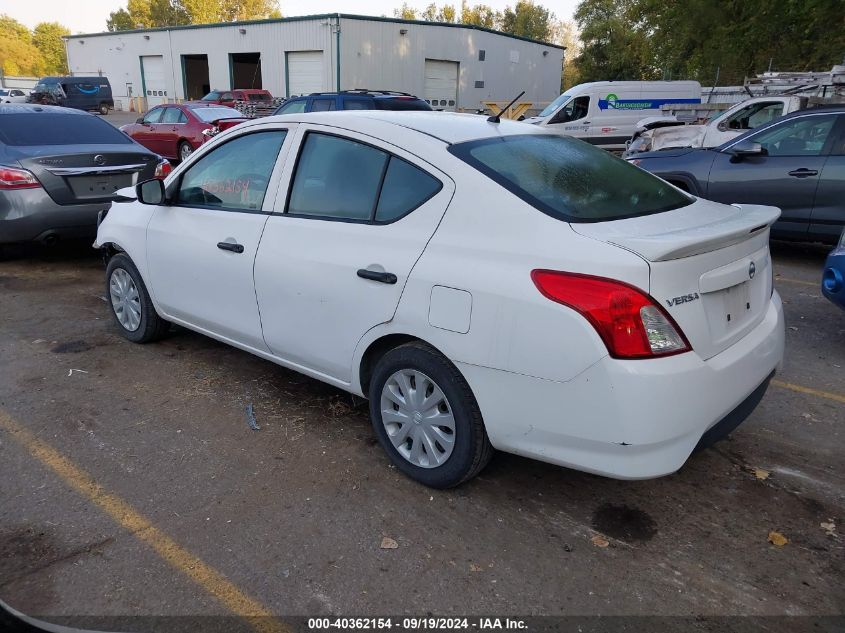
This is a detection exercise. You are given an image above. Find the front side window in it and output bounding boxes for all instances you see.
[747,114,838,156]
[724,102,784,130]
[276,100,307,114]
[449,134,692,223]
[287,133,442,222]
[143,108,164,124]
[552,96,589,123]
[176,131,286,211]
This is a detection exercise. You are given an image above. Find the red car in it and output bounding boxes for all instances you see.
[197,89,273,105]
[120,103,247,161]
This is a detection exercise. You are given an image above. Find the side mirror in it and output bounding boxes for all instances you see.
[728,140,765,162]
[136,117,144,124]
[136,178,166,205]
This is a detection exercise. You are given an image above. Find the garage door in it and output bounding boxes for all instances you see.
[424,59,459,111]
[141,55,167,108]
[287,51,324,97]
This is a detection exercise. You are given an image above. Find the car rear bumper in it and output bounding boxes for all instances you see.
[0,188,109,244]
[457,291,785,479]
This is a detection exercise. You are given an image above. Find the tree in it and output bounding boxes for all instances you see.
[107,0,280,30]
[550,19,580,89]
[32,22,70,75]
[393,3,418,19]
[460,2,498,28]
[0,14,45,76]
[500,0,555,41]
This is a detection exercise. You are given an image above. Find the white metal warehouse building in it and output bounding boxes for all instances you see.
[63,13,564,113]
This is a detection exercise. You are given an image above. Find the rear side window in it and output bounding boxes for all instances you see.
[0,113,133,146]
[376,158,441,222]
[375,98,432,111]
[311,98,336,112]
[288,132,442,222]
[161,107,186,123]
[343,99,375,110]
[288,133,387,220]
[449,135,692,222]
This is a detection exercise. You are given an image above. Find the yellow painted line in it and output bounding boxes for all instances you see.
[774,277,818,287]
[772,380,845,405]
[0,410,287,633]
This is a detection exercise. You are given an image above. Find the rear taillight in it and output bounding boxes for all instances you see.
[531,270,691,359]
[154,159,172,179]
[0,166,40,190]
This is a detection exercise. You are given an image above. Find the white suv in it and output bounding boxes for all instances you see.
[95,111,785,488]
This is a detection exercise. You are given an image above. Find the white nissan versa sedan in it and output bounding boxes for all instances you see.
[95,111,785,488]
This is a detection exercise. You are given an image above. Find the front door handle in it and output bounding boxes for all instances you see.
[357,269,397,284]
[788,168,818,178]
[217,241,244,253]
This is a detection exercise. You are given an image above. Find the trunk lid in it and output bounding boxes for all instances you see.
[12,145,158,205]
[571,199,780,359]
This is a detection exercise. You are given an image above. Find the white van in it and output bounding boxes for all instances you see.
[524,81,702,151]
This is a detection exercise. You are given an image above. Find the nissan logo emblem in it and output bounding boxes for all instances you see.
[93,154,106,166]
[749,262,756,279]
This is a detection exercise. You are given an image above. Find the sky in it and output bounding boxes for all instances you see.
[1,0,579,34]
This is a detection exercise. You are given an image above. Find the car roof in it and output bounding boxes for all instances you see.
[267,110,545,144]
[0,104,91,116]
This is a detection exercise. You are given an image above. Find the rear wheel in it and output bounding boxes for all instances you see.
[369,342,493,488]
[98,103,109,115]
[105,254,169,343]
[178,141,193,162]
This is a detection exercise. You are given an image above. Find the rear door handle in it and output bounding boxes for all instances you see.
[788,168,818,178]
[357,269,397,284]
[217,241,244,253]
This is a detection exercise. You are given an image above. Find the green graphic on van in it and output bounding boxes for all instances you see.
[598,93,700,110]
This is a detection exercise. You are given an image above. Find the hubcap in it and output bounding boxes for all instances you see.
[180,144,192,160]
[380,370,455,468]
[109,268,142,332]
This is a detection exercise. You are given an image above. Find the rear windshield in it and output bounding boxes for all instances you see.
[0,113,133,146]
[375,98,432,111]
[191,106,242,122]
[449,134,693,222]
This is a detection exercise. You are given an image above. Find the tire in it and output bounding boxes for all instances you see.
[178,141,193,162]
[98,103,109,115]
[105,253,169,343]
[369,342,493,488]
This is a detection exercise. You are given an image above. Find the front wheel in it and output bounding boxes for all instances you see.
[105,253,169,343]
[98,103,109,115]
[369,342,493,488]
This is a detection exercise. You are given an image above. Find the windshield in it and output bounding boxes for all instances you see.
[449,134,693,222]
[201,91,223,101]
[0,113,133,145]
[190,106,242,122]
[539,92,572,118]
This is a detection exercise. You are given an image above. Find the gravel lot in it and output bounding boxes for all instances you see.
[0,239,842,629]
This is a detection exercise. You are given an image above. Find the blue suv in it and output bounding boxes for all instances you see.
[274,90,432,114]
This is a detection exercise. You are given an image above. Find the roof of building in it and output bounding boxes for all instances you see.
[64,12,565,51]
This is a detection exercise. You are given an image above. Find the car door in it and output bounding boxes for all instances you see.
[132,107,165,152]
[145,126,294,350]
[254,126,454,382]
[705,112,840,240]
[545,95,591,139]
[809,114,845,242]
[154,107,186,159]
